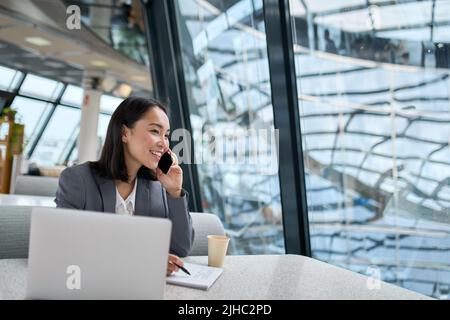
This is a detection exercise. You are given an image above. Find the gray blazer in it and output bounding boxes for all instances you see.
[55,162,194,257]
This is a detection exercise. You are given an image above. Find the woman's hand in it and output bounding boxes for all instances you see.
[156,150,183,197]
[167,253,184,276]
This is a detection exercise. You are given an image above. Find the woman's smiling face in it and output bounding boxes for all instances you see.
[122,106,170,170]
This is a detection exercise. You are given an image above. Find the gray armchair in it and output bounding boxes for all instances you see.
[0,206,32,259]
[13,176,59,197]
[189,212,226,256]
[0,206,225,259]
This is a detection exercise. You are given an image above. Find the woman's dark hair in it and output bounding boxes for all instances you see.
[91,96,168,182]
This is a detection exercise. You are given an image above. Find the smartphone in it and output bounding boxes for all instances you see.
[158,151,173,174]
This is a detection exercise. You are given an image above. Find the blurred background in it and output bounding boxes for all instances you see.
[0,0,448,299]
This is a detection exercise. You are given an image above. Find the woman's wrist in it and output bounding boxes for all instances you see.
[167,188,183,198]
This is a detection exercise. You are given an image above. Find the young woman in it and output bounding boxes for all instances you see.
[55,97,194,275]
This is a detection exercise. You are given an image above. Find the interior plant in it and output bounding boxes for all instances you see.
[1,106,17,122]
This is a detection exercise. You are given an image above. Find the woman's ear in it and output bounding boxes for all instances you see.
[121,125,129,143]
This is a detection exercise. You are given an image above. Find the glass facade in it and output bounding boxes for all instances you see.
[1,0,448,300]
[10,97,53,151]
[0,65,23,92]
[1,68,119,167]
[63,0,150,66]
[289,0,450,298]
[19,74,64,102]
[174,0,284,255]
[32,106,81,166]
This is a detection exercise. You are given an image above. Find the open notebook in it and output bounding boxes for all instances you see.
[166,263,223,290]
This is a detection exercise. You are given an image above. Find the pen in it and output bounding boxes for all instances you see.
[173,262,191,276]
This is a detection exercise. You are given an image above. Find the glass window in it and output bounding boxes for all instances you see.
[61,85,84,107]
[78,0,150,66]
[19,74,64,101]
[100,94,123,114]
[30,106,81,166]
[0,65,23,92]
[175,0,284,255]
[60,113,111,166]
[56,126,79,166]
[10,97,53,150]
[290,0,450,298]
[67,145,78,167]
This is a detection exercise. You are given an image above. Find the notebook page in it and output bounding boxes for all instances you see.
[166,263,223,290]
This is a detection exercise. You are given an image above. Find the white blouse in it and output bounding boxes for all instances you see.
[115,178,138,215]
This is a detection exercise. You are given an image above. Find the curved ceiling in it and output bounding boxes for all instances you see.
[0,0,152,95]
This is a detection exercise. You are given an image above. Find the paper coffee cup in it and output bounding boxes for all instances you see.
[207,235,230,267]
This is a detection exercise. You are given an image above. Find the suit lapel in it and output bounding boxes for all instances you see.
[93,174,116,213]
[135,178,150,216]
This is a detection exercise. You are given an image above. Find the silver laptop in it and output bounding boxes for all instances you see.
[26,207,172,300]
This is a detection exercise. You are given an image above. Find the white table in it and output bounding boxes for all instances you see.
[0,194,55,207]
[0,255,430,300]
